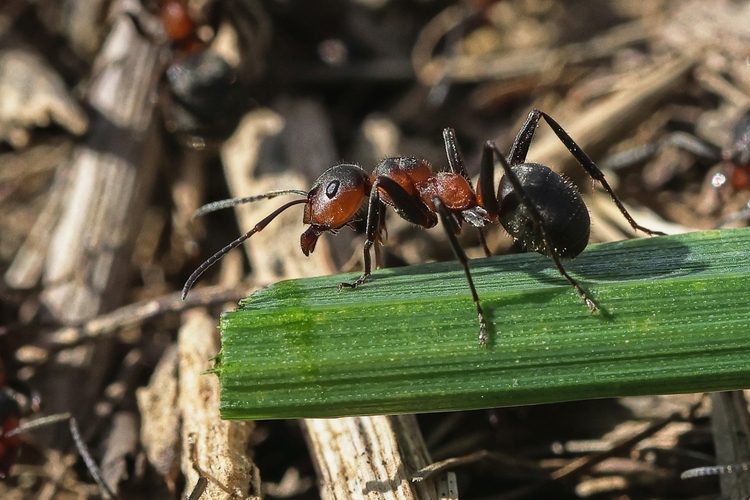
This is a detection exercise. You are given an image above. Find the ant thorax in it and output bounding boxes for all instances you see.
[370,157,432,206]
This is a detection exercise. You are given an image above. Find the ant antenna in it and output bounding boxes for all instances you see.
[182,198,308,299]
[682,462,750,479]
[4,413,72,437]
[194,190,308,217]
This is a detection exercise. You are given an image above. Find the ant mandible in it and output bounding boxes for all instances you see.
[182,109,665,345]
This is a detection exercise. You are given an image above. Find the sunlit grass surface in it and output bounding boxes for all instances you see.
[216,228,750,420]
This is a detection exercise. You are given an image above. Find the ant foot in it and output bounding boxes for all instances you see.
[584,297,598,312]
[339,275,368,291]
[634,223,666,237]
[478,313,487,346]
[574,285,597,312]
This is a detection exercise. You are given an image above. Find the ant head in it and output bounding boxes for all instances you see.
[301,164,370,255]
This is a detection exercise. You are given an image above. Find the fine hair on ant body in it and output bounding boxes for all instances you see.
[182,109,665,344]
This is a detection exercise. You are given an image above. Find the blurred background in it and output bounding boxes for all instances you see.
[0,0,749,498]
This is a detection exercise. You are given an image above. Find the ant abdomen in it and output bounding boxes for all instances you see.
[498,163,590,259]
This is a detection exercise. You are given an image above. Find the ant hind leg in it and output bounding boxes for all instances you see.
[487,141,598,313]
[537,110,666,236]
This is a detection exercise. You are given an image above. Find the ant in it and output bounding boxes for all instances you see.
[126,0,254,146]
[604,110,750,189]
[603,109,750,225]
[711,110,750,191]
[182,109,664,345]
[0,358,115,497]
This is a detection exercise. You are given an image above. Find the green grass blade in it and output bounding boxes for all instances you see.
[217,228,750,420]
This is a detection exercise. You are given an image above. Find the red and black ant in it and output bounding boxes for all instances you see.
[127,0,255,146]
[0,357,115,496]
[182,109,664,344]
[603,109,750,225]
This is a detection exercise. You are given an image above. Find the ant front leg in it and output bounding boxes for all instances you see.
[487,142,598,312]
[433,197,488,345]
[340,176,436,291]
[339,186,380,290]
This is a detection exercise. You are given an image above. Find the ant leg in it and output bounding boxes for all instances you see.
[536,110,666,236]
[187,433,234,498]
[339,183,380,290]
[477,229,491,257]
[374,202,387,269]
[538,225,597,312]
[340,177,437,290]
[487,142,597,312]
[507,109,544,166]
[69,417,117,499]
[443,128,471,182]
[477,139,501,218]
[182,198,308,299]
[433,197,487,345]
[4,413,115,498]
[444,128,492,257]
[601,132,720,171]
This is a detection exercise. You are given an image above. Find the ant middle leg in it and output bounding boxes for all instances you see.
[536,224,597,312]
[443,128,492,257]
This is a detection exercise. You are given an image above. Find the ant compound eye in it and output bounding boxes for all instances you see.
[326,180,340,199]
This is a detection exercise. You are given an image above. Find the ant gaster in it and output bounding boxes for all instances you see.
[182,109,665,345]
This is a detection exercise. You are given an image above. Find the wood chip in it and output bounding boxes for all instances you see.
[303,415,439,500]
[178,309,258,500]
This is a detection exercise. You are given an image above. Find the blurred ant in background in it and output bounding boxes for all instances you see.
[712,111,750,191]
[131,0,263,147]
[0,354,114,497]
[182,109,664,345]
[158,0,205,53]
[0,293,111,494]
[603,109,750,226]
